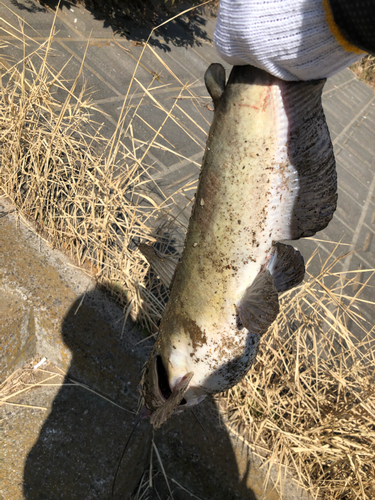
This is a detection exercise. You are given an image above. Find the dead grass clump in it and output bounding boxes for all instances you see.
[350,55,375,89]
[0,8,206,331]
[221,248,375,500]
[0,43,153,327]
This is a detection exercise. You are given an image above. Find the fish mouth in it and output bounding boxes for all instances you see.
[154,355,187,406]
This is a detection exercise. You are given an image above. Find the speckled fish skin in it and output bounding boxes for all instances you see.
[141,64,337,421]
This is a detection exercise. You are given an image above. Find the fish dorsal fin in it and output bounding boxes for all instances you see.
[205,63,226,105]
[150,372,194,430]
[283,79,337,239]
[271,78,336,240]
[139,243,178,289]
[268,243,305,293]
[237,270,279,335]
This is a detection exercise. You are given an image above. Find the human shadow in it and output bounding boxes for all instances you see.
[37,0,214,52]
[22,291,152,499]
[22,291,264,499]
[154,394,262,500]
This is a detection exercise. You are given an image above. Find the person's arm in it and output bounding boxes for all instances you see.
[214,0,374,81]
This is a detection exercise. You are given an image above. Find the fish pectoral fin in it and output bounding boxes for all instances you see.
[204,63,226,104]
[150,372,194,430]
[237,270,279,336]
[138,243,179,289]
[268,242,305,293]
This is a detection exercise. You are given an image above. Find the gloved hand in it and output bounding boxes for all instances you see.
[214,0,374,81]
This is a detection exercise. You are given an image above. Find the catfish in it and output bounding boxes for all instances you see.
[140,63,336,429]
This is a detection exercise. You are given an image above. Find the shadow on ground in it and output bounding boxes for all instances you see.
[10,0,46,12]
[22,292,260,499]
[37,0,215,51]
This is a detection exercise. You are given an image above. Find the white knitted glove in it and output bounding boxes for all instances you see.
[214,0,365,81]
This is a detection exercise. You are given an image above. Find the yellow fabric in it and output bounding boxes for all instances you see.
[322,0,364,54]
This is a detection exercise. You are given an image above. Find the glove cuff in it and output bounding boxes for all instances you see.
[214,0,365,81]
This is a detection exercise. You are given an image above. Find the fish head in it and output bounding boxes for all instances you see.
[141,341,206,428]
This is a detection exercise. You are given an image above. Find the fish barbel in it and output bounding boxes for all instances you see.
[140,64,337,428]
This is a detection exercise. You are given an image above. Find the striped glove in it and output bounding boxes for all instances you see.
[214,0,375,81]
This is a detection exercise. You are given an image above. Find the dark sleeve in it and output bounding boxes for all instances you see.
[329,0,375,54]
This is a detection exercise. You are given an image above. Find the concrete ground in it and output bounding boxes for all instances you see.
[0,206,309,500]
[1,0,374,499]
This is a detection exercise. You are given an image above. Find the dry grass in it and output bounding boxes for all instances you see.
[0,357,58,411]
[1,6,375,500]
[219,247,375,500]
[0,357,135,413]
[0,5,207,332]
[350,55,375,89]
[130,440,204,500]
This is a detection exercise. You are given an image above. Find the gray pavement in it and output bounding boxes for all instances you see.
[1,0,375,498]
